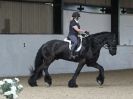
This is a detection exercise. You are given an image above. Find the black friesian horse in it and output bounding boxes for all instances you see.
[28,32,117,88]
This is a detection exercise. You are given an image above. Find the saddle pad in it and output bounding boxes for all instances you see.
[64,38,82,52]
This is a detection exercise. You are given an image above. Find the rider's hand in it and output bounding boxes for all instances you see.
[85,31,90,35]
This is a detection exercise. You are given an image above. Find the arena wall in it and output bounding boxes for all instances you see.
[0,7,133,77]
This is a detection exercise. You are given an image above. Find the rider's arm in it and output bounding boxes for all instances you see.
[73,25,85,34]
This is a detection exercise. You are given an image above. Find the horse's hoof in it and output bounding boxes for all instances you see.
[28,79,38,87]
[68,83,78,88]
[29,82,38,87]
[44,76,52,86]
[68,80,78,88]
[96,76,104,86]
[97,79,102,86]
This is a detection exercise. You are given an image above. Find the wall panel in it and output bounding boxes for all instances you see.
[120,0,133,8]
[63,10,111,36]
[22,3,53,33]
[0,1,53,34]
[120,15,133,45]
[0,1,21,33]
[86,0,106,6]
[64,0,85,4]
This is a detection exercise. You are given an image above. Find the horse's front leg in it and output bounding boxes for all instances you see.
[68,59,86,88]
[91,63,104,86]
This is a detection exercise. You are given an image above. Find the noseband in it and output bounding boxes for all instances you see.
[103,40,116,50]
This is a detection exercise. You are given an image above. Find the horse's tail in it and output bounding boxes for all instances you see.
[30,45,44,79]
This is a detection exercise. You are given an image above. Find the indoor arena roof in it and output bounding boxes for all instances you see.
[1,0,133,8]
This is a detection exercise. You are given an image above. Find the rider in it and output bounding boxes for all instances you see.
[68,11,88,59]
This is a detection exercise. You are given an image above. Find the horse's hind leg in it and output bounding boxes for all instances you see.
[43,58,54,86]
[28,63,45,87]
[28,73,38,87]
[44,67,52,86]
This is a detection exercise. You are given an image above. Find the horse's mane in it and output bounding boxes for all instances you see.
[89,32,112,42]
[91,31,111,37]
[84,31,113,48]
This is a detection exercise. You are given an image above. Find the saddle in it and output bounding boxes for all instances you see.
[64,32,89,52]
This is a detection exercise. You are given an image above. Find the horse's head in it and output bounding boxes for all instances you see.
[88,32,117,56]
[106,35,117,56]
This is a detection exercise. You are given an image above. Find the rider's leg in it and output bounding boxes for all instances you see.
[68,35,78,58]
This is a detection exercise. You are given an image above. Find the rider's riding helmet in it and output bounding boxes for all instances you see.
[72,12,80,18]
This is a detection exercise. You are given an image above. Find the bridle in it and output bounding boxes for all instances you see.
[103,44,109,49]
[78,32,90,38]
[103,40,116,50]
